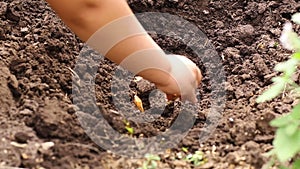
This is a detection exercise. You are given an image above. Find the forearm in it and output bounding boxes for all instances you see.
[45,0,132,41]
[45,0,171,86]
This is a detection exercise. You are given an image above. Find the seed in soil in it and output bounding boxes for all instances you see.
[133,94,144,112]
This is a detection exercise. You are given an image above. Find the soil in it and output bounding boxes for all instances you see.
[0,0,300,169]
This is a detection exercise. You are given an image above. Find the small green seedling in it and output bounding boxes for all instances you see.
[273,41,279,48]
[123,120,134,135]
[138,154,161,169]
[125,126,134,135]
[182,147,189,153]
[184,150,206,166]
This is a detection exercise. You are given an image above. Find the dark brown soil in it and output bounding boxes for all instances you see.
[1,0,300,168]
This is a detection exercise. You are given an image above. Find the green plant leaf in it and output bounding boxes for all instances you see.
[270,115,292,127]
[273,128,300,162]
[140,162,148,169]
[292,159,300,169]
[292,52,300,60]
[290,33,300,52]
[280,22,300,51]
[284,122,299,136]
[194,160,202,166]
[145,154,160,161]
[279,166,289,169]
[182,147,189,153]
[184,151,205,166]
[195,151,204,157]
[275,59,298,77]
[274,59,295,72]
[150,161,158,169]
[185,154,193,161]
[291,103,300,119]
[125,126,134,134]
[292,13,300,25]
[256,80,286,103]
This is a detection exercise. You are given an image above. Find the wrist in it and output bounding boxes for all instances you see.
[117,48,172,86]
[138,68,172,87]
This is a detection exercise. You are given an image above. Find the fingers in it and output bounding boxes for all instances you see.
[182,89,197,103]
[166,94,180,102]
[166,90,197,103]
[194,66,202,85]
[165,54,201,104]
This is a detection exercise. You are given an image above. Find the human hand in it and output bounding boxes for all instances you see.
[155,54,202,103]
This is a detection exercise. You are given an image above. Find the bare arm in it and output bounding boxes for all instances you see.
[45,0,172,86]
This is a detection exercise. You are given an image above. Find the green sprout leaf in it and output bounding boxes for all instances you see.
[275,59,298,77]
[138,154,161,169]
[270,115,292,127]
[256,79,286,103]
[280,22,300,51]
[292,52,300,60]
[275,59,297,72]
[185,151,205,166]
[291,103,300,119]
[284,122,299,136]
[182,147,189,153]
[280,166,289,169]
[273,128,300,162]
[145,154,161,161]
[125,126,134,135]
[150,161,158,169]
[293,159,300,169]
[292,13,300,25]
